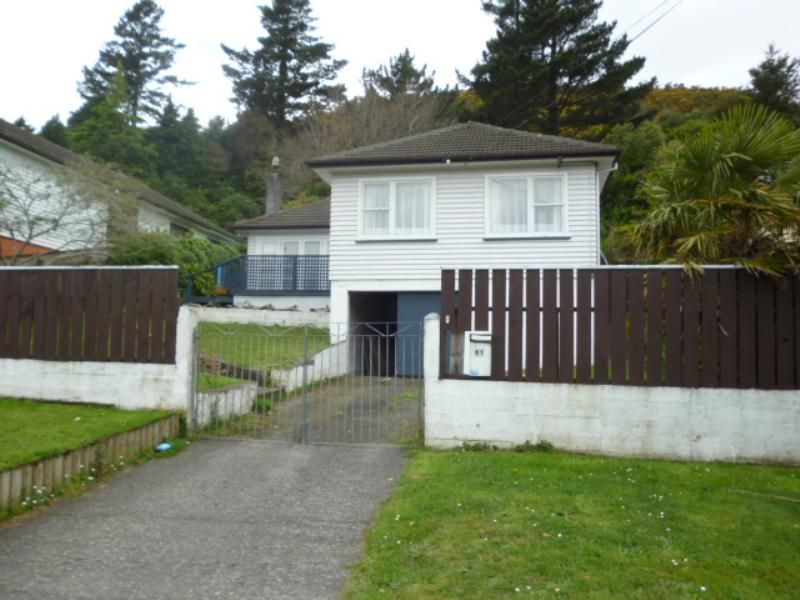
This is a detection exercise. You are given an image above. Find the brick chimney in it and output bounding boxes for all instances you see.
[265,156,282,215]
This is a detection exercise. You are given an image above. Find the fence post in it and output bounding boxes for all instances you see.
[302,324,311,444]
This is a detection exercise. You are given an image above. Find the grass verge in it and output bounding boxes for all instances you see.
[346,449,800,599]
[0,397,170,471]
[196,373,246,391]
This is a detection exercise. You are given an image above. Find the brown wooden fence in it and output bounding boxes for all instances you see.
[441,267,800,390]
[0,267,179,364]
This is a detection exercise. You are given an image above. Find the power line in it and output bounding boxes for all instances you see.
[628,0,685,44]
[621,0,673,35]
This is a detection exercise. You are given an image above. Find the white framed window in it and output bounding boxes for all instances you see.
[304,240,322,255]
[359,178,435,239]
[485,174,567,237]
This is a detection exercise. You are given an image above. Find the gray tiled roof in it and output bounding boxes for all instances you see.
[306,121,619,168]
[233,198,330,230]
[0,119,237,243]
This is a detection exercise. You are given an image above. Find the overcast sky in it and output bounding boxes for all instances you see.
[2,0,799,129]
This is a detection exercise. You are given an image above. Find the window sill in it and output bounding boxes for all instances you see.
[483,234,570,241]
[356,237,437,243]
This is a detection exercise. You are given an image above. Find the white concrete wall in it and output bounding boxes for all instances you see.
[194,382,258,426]
[274,341,349,393]
[188,305,329,328]
[423,314,800,464]
[0,358,181,410]
[137,203,172,234]
[233,295,330,312]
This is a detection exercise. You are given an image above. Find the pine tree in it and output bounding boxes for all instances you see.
[39,115,69,147]
[467,0,653,137]
[221,0,346,130]
[12,117,34,132]
[149,98,209,185]
[78,0,187,123]
[69,72,156,179]
[749,45,800,122]
[362,49,435,97]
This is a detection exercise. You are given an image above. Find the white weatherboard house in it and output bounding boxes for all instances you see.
[0,118,236,261]
[226,122,618,328]
[306,121,619,328]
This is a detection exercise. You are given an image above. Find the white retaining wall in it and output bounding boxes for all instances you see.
[233,295,330,312]
[273,341,350,393]
[423,314,800,464]
[189,305,329,328]
[0,358,182,410]
[193,382,258,426]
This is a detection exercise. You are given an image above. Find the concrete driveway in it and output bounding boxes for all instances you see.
[0,439,407,600]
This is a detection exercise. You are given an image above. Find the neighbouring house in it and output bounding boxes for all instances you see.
[228,198,330,310]
[306,121,619,329]
[0,118,237,262]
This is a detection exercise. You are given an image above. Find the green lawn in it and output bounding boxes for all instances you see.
[346,449,800,599]
[0,398,171,471]
[196,373,246,391]
[198,322,330,369]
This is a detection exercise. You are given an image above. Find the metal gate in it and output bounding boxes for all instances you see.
[190,321,424,445]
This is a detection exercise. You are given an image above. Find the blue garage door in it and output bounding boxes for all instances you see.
[396,292,441,376]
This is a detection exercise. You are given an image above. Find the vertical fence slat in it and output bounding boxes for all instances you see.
[18,273,34,358]
[558,269,574,383]
[594,269,610,384]
[682,275,701,388]
[109,271,126,362]
[0,271,8,356]
[68,272,85,361]
[440,270,456,378]
[542,269,558,382]
[701,270,720,387]
[7,273,21,358]
[94,270,111,361]
[82,271,99,361]
[508,270,523,380]
[795,278,800,389]
[576,270,592,384]
[718,270,738,388]
[738,271,756,389]
[664,270,682,386]
[628,271,645,386]
[775,279,794,389]
[756,276,776,390]
[31,271,47,358]
[457,269,473,333]
[525,269,540,382]
[610,270,627,385]
[122,273,139,361]
[646,269,663,386]
[474,269,489,331]
[162,270,179,364]
[149,270,166,363]
[491,270,507,379]
[136,270,153,362]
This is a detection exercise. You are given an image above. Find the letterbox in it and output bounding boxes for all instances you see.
[463,331,492,377]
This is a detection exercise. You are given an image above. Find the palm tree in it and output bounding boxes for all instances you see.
[624,104,800,275]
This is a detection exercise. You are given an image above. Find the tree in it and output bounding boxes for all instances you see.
[363,49,435,97]
[749,45,800,122]
[467,0,653,137]
[69,72,157,180]
[221,0,346,131]
[39,115,69,147]
[12,118,34,133]
[623,105,800,276]
[78,0,187,123]
[0,159,137,265]
[148,98,208,185]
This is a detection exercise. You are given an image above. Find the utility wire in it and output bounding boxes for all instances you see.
[628,0,685,44]
[621,0,673,35]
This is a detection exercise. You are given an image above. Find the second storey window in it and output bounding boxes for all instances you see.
[361,179,434,238]
[487,174,566,236]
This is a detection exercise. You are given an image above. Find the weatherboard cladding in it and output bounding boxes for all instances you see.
[0,119,235,242]
[307,121,619,167]
[233,198,330,230]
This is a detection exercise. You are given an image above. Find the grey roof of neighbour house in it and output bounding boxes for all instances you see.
[233,198,330,231]
[0,119,237,244]
[306,121,620,168]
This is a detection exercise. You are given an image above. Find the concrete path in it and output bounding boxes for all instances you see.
[0,439,407,600]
